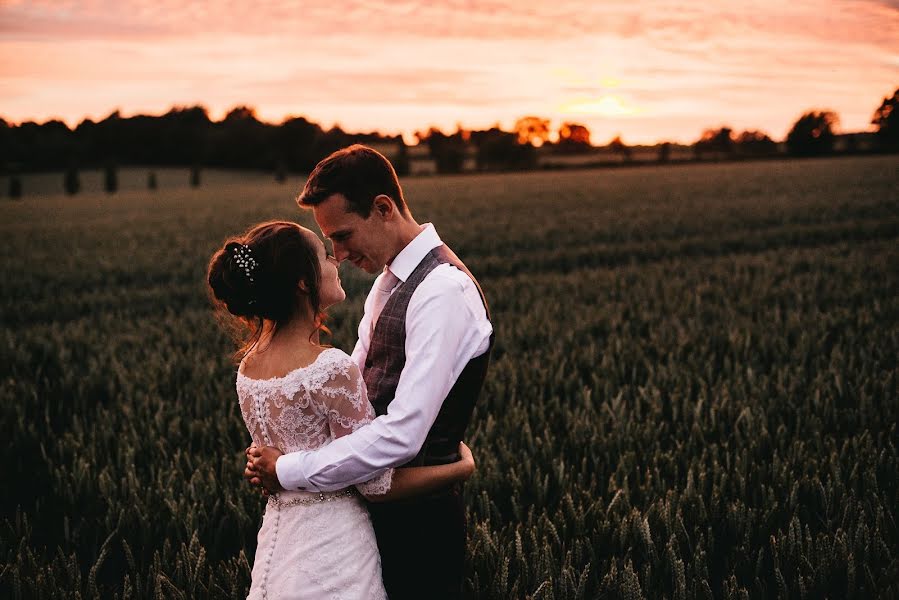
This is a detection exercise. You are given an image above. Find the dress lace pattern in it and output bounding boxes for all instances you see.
[237,348,392,599]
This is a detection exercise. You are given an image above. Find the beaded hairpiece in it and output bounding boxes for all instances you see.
[232,244,258,304]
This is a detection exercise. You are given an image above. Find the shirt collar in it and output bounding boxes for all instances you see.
[387,223,442,282]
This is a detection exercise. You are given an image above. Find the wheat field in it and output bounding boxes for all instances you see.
[1,155,897,599]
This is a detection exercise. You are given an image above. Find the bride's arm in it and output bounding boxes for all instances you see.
[359,442,474,503]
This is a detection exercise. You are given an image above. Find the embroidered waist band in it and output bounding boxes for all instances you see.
[267,488,357,508]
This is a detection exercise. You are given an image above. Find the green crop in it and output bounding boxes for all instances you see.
[1,155,896,598]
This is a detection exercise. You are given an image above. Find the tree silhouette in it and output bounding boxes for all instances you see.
[393,138,410,177]
[98,111,124,172]
[161,106,211,166]
[470,127,537,170]
[514,116,551,147]
[0,105,403,174]
[786,111,838,156]
[557,122,591,153]
[657,142,671,163]
[64,165,80,195]
[871,87,899,151]
[212,106,268,169]
[190,164,201,187]
[103,162,118,194]
[735,130,776,156]
[694,127,734,159]
[276,116,323,172]
[608,135,632,162]
[416,127,467,174]
[224,106,257,122]
[0,96,871,175]
[0,118,8,171]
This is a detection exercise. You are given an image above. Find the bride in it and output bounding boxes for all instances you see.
[207,221,475,599]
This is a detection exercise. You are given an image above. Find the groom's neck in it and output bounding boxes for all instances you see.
[386,217,423,265]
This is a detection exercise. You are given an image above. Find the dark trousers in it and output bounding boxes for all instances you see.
[368,485,465,600]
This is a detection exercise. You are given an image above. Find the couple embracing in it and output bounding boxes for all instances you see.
[207,145,493,599]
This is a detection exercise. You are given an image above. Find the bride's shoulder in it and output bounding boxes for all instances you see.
[310,347,359,382]
[236,347,355,393]
[317,346,353,365]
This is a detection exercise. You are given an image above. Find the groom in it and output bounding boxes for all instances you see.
[246,144,493,599]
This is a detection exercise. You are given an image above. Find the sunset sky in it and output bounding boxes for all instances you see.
[1,0,897,144]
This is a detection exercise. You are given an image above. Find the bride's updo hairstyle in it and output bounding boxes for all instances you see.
[207,221,326,356]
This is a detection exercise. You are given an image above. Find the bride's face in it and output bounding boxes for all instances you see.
[310,232,346,309]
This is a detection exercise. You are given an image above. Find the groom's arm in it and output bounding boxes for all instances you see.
[275,270,491,492]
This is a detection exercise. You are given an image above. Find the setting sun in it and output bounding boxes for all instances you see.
[559,95,641,118]
[0,1,896,143]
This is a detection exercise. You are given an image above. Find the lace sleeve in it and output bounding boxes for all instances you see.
[318,352,394,496]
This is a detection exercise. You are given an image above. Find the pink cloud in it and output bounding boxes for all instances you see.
[1,0,896,143]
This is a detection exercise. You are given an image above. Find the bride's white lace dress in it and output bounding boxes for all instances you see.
[237,347,393,600]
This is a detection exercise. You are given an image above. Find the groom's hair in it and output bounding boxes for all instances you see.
[297,144,408,217]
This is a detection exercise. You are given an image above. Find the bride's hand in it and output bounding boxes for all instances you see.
[458,441,475,480]
[245,445,285,494]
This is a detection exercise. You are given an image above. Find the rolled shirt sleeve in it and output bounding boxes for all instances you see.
[275,266,491,492]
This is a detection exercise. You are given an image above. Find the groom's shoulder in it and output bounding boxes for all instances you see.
[412,263,486,317]
[421,263,475,293]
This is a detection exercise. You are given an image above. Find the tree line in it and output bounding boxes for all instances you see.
[2,87,897,186]
[415,87,898,173]
[0,105,402,176]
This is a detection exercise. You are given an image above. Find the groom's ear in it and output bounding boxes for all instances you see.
[371,195,395,220]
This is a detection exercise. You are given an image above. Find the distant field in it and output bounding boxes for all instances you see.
[0,167,305,197]
[1,156,897,599]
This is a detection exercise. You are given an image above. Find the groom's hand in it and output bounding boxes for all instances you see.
[245,445,285,494]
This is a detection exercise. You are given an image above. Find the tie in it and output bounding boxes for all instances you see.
[370,268,400,335]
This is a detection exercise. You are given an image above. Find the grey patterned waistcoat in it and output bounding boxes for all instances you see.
[363,244,493,467]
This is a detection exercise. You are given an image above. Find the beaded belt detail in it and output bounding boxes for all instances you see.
[267,488,357,508]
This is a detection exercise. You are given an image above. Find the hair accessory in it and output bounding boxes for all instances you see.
[232,244,258,304]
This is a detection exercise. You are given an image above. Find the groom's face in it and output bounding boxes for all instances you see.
[313,193,389,274]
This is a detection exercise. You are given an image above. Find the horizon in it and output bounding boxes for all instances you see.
[0,102,880,148]
[1,0,897,145]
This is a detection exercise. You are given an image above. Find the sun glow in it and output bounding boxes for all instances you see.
[0,1,895,143]
[559,95,641,117]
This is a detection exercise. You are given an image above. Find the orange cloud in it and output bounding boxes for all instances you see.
[1,0,896,143]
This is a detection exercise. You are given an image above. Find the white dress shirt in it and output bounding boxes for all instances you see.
[275,224,493,491]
